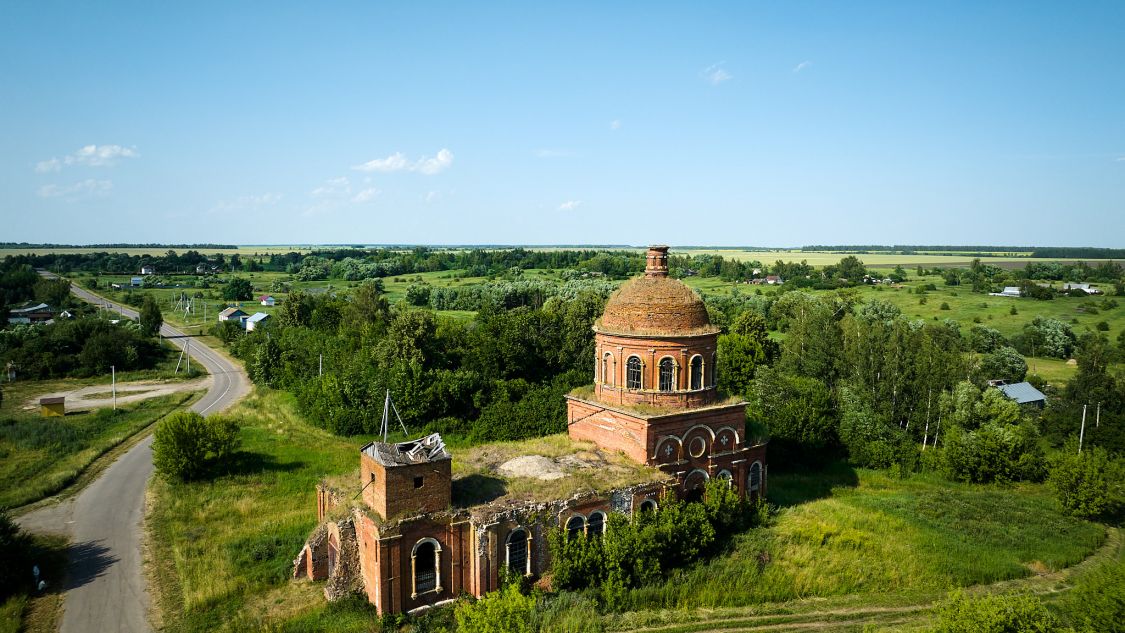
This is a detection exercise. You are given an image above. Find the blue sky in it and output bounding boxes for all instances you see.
[2,1,1122,247]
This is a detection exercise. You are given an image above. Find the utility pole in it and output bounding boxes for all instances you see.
[111,365,116,410]
[319,353,323,377]
[1095,402,1100,428]
[1078,404,1087,455]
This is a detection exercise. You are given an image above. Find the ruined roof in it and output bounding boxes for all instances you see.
[595,276,716,336]
[361,433,451,467]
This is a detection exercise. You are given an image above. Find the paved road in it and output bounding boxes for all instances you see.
[17,272,250,632]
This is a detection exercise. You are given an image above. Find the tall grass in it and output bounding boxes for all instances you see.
[617,468,1104,611]
[0,392,197,508]
[148,390,371,633]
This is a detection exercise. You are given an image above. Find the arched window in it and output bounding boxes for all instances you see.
[748,462,762,495]
[717,470,733,488]
[638,499,658,513]
[587,511,606,537]
[690,355,703,390]
[626,356,642,390]
[683,469,709,504]
[658,357,675,391]
[506,528,530,576]
[411,538,441,597]
[602,352,614,386]
[565,515,585,540]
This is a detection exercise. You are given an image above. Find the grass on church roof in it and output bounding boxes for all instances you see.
[449,433,669,509]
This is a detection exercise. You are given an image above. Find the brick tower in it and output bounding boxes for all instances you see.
[566,245,766,500]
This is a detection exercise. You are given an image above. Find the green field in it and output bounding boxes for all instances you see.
[146,388,1109,633]
[0,381,202,509]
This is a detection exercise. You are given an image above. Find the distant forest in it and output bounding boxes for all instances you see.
[0,242,238,249]
[801,245,1125,259]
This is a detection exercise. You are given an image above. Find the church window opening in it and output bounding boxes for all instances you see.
[506,528,530,575]
[587,511,606,536]
[411,539,440,596]
[566,515,585,540]
[602,352,614,386]
[626,356,642,390]
[690,355,703,390]
[658,358,675,391]
[748,462,762,495]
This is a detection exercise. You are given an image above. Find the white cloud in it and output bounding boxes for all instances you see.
[351,188,380,203]
[352,152,408,172]
[311,177,351,197]
[415,149,454,174]
[424,190,440,203]
[351,148,454,175]
[558,200,582,211]
[36,144,138,172]
[610,119,621,131]
[793,60,812,73]
[702,63,732,85]
[38,179,113,199]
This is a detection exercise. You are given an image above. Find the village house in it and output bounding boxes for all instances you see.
[1063,282,1102,295]
[244,312,271,331]
[260,295,276,307]
[141,265,156,275]
[293,246,767,615]
[217,307,248,323]
[7,302,53,325]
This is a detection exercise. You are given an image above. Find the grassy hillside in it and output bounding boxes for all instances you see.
[146,389,1107,633]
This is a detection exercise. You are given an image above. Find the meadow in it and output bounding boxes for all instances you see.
[146,388,1108,633]
[0,378,202,508]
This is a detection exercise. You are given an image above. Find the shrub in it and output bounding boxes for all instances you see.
[153,411,241,481]
[0,512,34,600]
[1048,442,1116,519]
[932,591,1067,633]
[940,302,951,310]
[1010,305,1018,315]
[454,578,536,633]
[1096,321,1109,332]
[979,346,1028,383]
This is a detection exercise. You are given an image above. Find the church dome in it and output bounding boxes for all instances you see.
[594,246,717,337]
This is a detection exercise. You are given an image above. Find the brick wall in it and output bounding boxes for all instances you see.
[361,452,452,521]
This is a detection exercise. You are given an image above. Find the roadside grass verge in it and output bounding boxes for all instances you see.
[1,389,201,509]
[147,389,375,633]
[0,532,67,633]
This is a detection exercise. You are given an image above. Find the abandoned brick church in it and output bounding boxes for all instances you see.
[293,245,768,615]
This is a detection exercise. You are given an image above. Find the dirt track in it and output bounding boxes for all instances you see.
[24,377,211,412]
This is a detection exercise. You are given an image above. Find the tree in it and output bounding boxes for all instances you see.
[969,325,1007,353]
[750,367,837,464]
[1048,442,1116,519]
[153,411,240,481]
[1014,317,1076,358]
[836,255,867,282]
[222,277,253,301]
[978,346,1027,383]
[716,332,768,397]
[139,294,163,337]
[405,283,431,307]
